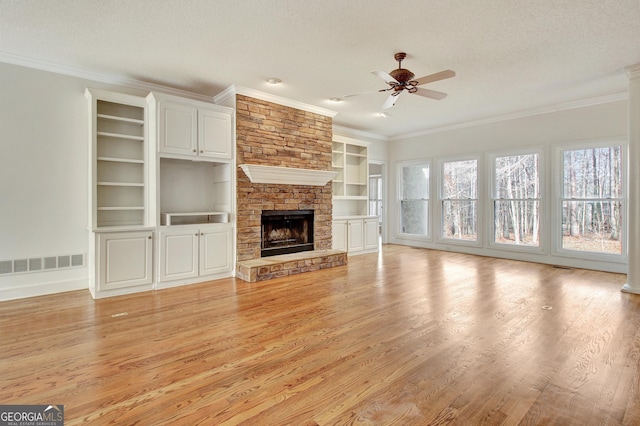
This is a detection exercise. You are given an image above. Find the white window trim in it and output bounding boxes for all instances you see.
[436,155,483,247]
[552,137,628,263]
[487,147,547,254]
[397,159,432,240]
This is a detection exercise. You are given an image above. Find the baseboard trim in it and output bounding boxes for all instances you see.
[0,278,88,302]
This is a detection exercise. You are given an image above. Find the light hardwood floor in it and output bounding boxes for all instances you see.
[1,244,639,425]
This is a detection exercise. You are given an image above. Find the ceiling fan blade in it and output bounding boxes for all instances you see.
[343,89,383,98]
[382,92,400,109]
[413,69,456,86]
[372,70,399,84]
[414,87,448,100]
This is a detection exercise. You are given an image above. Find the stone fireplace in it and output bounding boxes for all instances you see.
[234,94,347,281]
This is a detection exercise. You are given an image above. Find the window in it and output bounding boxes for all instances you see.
[399,163,430,236]
[492,153,540,247]
[560,145,623,255]
[441,159,478,241]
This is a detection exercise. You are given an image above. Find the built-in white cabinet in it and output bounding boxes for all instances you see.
[151,93,232,160]
[364,217,380,251]
[158,224,232,285]
[90,230,153,298]
[332,220,348,252]
[332,216,379,255]
[348,219,365,252]
[86,88,235,298]
[150,92,235,287]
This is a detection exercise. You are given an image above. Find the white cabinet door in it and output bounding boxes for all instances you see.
[159,228,199,282]
[332,220,348,251]
[348,219,364,252]
[199,109,232,159]
[364,217,379,250]
[98,231,153,291]
[159,101,198,156]
[200,226,232,275]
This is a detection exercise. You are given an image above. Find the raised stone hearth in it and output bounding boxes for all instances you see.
[236,249,347,282]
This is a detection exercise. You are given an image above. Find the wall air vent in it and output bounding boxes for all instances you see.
[0,254,85,275]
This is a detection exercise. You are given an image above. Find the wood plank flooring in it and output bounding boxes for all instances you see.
[1,244,639,425]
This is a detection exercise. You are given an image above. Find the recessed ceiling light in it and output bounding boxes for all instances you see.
[378,112,390,118]
[266,77,282,85]
[329,97,343,103]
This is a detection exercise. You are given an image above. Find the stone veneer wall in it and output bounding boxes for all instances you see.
[235,95,333,262]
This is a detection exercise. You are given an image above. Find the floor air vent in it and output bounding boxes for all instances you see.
[0,254,85,275]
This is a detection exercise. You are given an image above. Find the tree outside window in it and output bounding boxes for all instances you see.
[400,163,429,236]
[561,145,623,254]
[493,153,540,246]
[442,159,477,240]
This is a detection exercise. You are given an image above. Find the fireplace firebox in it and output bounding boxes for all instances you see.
[261,210,314,257]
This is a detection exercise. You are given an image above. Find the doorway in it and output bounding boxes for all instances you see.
[369,161,386,245]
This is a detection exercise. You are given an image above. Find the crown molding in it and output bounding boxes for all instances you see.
[214,85,338,118]
[392,92,629,141]
[626,63,640,80]
[0,51,216,103]
[332,125,389,142]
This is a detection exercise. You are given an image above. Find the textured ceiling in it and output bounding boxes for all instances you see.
[1,0,639,139]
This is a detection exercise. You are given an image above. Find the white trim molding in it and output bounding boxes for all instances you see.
[215,85,338,118]
[393,92,629,141]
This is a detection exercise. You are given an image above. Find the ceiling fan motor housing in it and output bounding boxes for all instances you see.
[390,68,415,83]
[390,53,417,86]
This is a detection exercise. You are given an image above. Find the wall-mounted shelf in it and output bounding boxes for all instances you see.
[239,164,337,186]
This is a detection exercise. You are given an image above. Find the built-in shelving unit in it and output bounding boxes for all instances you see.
[86,89,154,299]
[331,135,378,255]
[332,135,370,216]
[332,142,345,196]
[87,90,149,229]
[345,143,368,198]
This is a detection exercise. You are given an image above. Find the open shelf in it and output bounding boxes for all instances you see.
[162,211,229,226]
[332,136,370,216]
[89,92,148,229]
[159,157,231,226]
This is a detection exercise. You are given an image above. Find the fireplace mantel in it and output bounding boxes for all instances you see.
[239,164,338,186]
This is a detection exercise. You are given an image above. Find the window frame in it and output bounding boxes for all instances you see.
[553,138,627,263]
[397,159,432,240]
[488,147,546,254]
[437,155,482,247]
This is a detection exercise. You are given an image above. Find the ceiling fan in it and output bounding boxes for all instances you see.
[349,52,456,109]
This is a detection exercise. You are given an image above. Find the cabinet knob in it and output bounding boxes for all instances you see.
[200,150,204,153]
[148,236,152,239]
[192,149,196,153]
